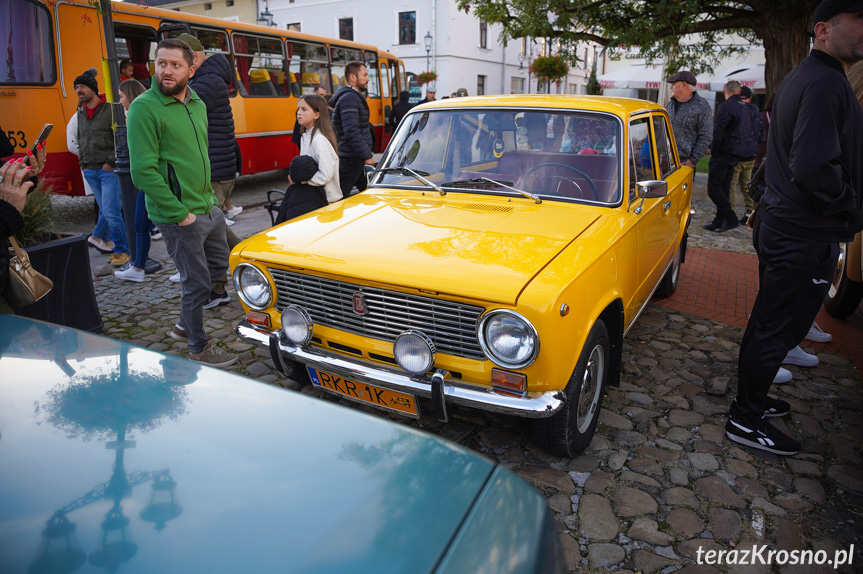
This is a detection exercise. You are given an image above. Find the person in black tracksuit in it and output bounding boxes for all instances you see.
[704,82,759,232]
[331,61,375,199]
[727,0,863,457]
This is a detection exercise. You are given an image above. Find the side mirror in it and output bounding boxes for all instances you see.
[635,180,668,199]
[364,164,376,184]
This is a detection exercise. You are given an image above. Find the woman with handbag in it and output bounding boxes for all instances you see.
[0,146,47,314]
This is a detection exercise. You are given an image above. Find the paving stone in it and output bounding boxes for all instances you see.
[689,452,720,471]
[662,487,700,509]
[631,549,677,573]
[677,566,722,574]
[607,450,627,471]
[735,477,769,500]
[666,507,702,538]
[708,508,742,541]
[517,466,575,494]
[774,493,813,513]
[629,458,664,476]
[587,543,625,568]
[627,392,655,406]
[761,467,792,491]
[585,470,615,494]
[614,486,658,517]
[655,438,684,451]
[666,394,693,408]
[750,497,787,517]
[707,376,731,396]
[478,426,518,449]
[578,493,619,540]
[827,465,863,496]
[677,538,723,561]
[599,409,634,430]
[566,455,600,473]
[625,406,661,422]
[670,468,689,486]
[699,423,727,442]
[638,446,681,463]
[441,421,474,443]
[786,459,821,477]
[548,492,572,514]
[724,458,757,478]
[245,361,273,377]
[627,517,674,545]
[620,470,662,489]
[793,477,826,503]
[669,409,705,426]
[772,517,806,551]
[666,427,693,444]
[695,476,746,508]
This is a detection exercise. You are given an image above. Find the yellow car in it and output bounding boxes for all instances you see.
[231,95,693,456]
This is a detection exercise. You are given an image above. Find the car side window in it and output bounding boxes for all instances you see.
[652,116,677,177]
[628,118,653,199]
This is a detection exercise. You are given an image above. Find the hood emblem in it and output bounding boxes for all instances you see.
[352,292,369,315]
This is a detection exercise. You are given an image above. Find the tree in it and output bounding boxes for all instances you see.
[456,0,819,96]
[586,66,601,95]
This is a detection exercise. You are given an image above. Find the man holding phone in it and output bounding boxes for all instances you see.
[75,67,130,265]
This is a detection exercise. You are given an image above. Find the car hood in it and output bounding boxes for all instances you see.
[240,191,601,304]
[0,316,500,574]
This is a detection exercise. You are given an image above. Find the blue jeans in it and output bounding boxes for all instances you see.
[134,190,152,269]
[84,168,128,254]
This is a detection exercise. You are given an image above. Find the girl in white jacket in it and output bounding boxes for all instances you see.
[296,94,341,203]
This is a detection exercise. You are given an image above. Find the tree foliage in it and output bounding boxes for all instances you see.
[457,0,819,96]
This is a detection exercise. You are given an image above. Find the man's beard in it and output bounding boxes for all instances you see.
[156,75,188,97]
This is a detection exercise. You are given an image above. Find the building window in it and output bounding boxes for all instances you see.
[510,77,525,94]
[226,0,233,6]
[479,20,487,49]
[339,18,354,41]
[204,3,211,9]
[398,12,416,45]
[477,75,486,96]
[286,22,301,32]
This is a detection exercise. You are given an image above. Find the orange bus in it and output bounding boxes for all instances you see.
[0,0,408,195]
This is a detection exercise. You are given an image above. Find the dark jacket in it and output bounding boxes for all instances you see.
[0,199,25,305]
[711,94,762,159]
[760,49,863,243]
[390,91,414,130]
[331,86,373,160]
[77,98,116,169]
[665,92,712,164]
[276,155,327,224]
[189,54,237,181]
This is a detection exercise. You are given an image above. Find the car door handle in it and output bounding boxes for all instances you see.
[664,201,672,212]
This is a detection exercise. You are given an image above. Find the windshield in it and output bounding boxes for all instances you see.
[373,108,622,204]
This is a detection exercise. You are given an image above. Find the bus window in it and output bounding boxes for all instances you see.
[233,33,287,97]
[191,27,234,95]
[0,0,56,86]
[399,62,407,98]
[389,60,399,96]
[287,41,329,97]
[115,24,157,87]
[379,62,390,99]
[366,56,380,99]
[330,46,363,91]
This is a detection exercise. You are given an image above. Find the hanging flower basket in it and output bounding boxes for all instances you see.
[416,71,438,85]
[530,55,569,86]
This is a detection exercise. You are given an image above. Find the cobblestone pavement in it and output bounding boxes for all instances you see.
[48,178,862,573]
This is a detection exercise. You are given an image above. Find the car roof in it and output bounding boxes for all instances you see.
[414,94,667,116]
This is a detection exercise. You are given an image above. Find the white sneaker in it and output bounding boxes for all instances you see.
[114,266,145,283]
[225,206,243,220]
[169,272,181,282]
[773,367,793,384]
[804,322,832,343]
[782,345,819,367]
[225,218,236,227]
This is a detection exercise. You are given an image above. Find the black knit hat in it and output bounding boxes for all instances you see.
[289,154,319,183]
[73,67,99,93]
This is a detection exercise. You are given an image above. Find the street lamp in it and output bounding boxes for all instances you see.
[424,31,433,73]
[257,0,274,27]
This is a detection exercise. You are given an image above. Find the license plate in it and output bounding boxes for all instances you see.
[306,367,419,417]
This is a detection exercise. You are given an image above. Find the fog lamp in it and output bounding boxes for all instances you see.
[393,330,436,374]
[281,305,314,346]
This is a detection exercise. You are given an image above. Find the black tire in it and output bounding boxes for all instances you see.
[534,319,609,457]
[824,241,863,318]
[654,239,684,299]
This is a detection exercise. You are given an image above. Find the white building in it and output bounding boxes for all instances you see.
[266,0,599,97]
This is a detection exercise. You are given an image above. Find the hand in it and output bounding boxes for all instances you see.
[102,163,115,171]
[683,159,696,168]
[23,142,47,177]
[0,159,34,213]
[178,212,196,226]
[364,158,376,166]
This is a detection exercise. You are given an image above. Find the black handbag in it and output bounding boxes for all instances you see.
[746,159,768,204]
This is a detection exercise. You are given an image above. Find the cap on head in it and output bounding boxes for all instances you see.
[175,33,204,52]
[810,0,863,35]
[666,70,697,86]
[739,86,753,99]
[73,67,99,93]
[426,87,436,93]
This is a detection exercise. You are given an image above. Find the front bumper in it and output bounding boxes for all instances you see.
[236,320,565,419]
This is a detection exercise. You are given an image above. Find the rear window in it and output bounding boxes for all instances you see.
[0,0,56,85]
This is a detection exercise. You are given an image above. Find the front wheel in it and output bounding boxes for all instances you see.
[824,240,863,318]
[533,320,609,457]
[654,238,684,299]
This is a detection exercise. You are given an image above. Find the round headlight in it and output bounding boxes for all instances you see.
[478,310,539,368]
[233,264,272,309]
[393,330,436,374]
[281,305,314,346]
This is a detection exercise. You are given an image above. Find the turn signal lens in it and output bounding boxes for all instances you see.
[492,369,526,397]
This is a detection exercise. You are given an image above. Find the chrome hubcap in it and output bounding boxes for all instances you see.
[829,243,848,298]
[576,345,605,434]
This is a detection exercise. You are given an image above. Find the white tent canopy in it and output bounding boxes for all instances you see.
[710,64,766,93]
[598,64,711,91]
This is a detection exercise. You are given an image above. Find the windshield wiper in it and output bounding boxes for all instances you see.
[375,167,445,196]
[444,177,541,204]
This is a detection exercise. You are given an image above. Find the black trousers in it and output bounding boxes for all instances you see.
[339,156,369,199]
[707,154,739,224]
[733,219,839,419]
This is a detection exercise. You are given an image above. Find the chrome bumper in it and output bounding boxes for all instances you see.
[236,320,565,419]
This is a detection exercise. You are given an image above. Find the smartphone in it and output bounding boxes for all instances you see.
[30,123,53,154]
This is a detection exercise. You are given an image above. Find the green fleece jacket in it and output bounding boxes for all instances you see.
[127,83,215,224]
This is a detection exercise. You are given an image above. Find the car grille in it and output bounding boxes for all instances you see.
[268,269,487,360]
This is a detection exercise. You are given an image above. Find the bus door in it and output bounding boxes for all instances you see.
[378,58,395,150]
[361,51,383,153]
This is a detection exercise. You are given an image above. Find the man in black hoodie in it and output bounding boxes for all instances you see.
[727,0,863,457]
[331,61,375,198]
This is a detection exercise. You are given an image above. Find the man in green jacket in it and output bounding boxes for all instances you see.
[127,38,237,368]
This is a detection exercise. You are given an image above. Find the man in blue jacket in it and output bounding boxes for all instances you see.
[331,61,375,198]
[704,80,759,233]
[728,0,863,457]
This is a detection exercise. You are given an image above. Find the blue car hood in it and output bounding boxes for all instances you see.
[0,316,497,574]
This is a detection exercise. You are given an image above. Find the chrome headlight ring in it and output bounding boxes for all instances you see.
[281,304,314,346]
[233,263,272,310]
[477,309,540,369]
[393,330,437,375]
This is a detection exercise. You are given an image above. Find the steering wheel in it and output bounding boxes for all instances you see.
[523,162,599,200]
